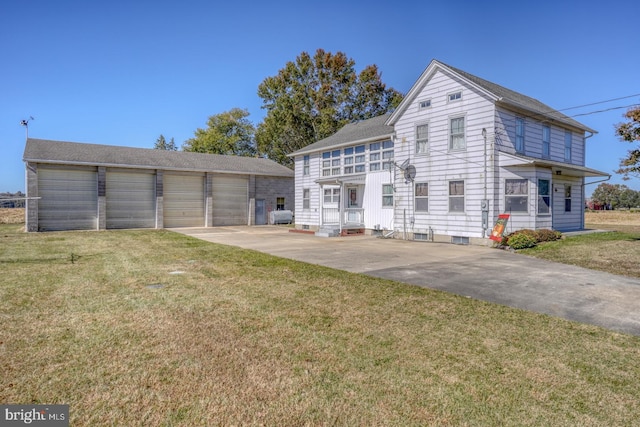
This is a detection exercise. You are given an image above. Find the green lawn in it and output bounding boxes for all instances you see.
[1,224,639,426]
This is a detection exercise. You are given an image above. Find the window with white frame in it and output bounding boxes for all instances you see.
[542,126,550,158]
[382,184,394,207]
[302,188,310,209]
[415,182,428,212]
[303,155,310,175]
[538,179,550,214]
[564,185,572,212]
[448,91,462,102]
[564,131,572,162]
[450,117,465,150]
[515,117,525,153]
[505,179,528,212]
[323,188,340,204]
[382,140,394,170]
[321,152,331,176]
[354,145,365,173]
[449,180,464,212]
[343,147,354,174]
[331,149,341,175]
[418,99,431,109]
[416,124,428,154]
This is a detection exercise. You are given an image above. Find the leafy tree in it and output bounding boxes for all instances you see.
[256,49,403,166]
[618,188,640,209]
[183,108,257,156]
[615,106,640,180]
[154,134,177,151]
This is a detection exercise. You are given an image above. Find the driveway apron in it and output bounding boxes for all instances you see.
[172,226,640,337]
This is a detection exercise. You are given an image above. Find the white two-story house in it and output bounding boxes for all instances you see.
[289,60,609,243]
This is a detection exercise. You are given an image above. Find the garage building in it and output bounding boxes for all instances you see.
[23,139,294,232]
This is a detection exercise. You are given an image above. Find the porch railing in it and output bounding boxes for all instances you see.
[322,207,364,227]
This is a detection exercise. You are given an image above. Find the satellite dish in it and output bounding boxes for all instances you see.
[400,158,410,169]
[404,164,416,182]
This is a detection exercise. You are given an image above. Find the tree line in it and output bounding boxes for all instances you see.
[153,49,402,168]
[589,183,640,210]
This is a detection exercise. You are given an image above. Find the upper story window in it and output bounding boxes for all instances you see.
[542,126,550,159]
[303,155,310,176]
[418,99,431,109]
[449,116,465,150]
[354,145,365,173]
[382,140,394,170]
[343,147,354,174]
[416,124,428,155]
[448,91,462,102]
[564,130,572,162]
[321,152,331,176]
[515,117,525,153]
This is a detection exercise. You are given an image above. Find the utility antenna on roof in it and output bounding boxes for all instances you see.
[20,116,34,140]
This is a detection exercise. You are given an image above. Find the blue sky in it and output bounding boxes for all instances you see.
[1,0,639,195]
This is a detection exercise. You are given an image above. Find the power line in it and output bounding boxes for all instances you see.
[554,94,640,113]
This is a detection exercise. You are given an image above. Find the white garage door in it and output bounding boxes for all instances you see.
[38,167,98,231]
[164,174,205,228]
[212,175,248,226]
[106,171,156,229]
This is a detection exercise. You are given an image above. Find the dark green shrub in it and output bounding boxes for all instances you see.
[506,233,537,249]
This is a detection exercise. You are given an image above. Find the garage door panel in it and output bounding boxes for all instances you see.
[212,175,248,226]
[38,168,98,231]
[164,174,205,228]
[106,171,156,229]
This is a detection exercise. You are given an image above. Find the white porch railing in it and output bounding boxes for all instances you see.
[322,207,364,227]
[343,208,364,226]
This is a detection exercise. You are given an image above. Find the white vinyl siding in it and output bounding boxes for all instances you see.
[212,175,248,226]
[37,167,98,231]
[164,174,205,227]
[106,171,155,229]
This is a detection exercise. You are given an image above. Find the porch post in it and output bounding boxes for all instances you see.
[339,181,343,235]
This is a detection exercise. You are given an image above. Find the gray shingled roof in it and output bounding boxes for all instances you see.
[23,139,294,177]
[439,61,596,133]
[288,114,393,157]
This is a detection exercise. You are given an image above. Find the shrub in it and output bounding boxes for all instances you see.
[535,229,562,242]
[506,233,538,249]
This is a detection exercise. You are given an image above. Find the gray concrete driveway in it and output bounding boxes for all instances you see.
[172,226,640,337]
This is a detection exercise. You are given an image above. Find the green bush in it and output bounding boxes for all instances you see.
[535,229,562,242]
[506,233,538,249]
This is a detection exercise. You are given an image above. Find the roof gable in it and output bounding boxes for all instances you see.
[387,59,596,133]
[23,139,294,177]
[288,114,393,157]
